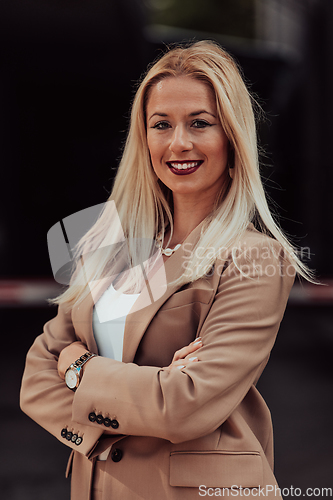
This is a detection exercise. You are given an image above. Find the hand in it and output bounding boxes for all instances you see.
[163,337,202,372]
[57,341,88,380]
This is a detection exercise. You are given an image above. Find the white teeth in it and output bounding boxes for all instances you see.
[169,162,200,170]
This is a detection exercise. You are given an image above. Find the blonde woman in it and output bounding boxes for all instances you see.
[20,40,312,499]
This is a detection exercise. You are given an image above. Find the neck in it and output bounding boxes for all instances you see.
[166,195,214,246]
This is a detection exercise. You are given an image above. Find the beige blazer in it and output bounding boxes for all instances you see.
[20,224,295,499]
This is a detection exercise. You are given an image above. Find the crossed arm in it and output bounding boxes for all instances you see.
[20,240,295,455]
[57,337,202,380]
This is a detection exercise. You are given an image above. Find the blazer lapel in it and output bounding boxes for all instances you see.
[72,221,205,361]
[122,222,205,363]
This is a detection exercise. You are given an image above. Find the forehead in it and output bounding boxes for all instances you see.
[146,76,216,114]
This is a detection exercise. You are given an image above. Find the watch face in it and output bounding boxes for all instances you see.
[65,369,78,389]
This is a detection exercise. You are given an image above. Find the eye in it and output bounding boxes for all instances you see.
[192,119,212,129]
[152,121,171,130]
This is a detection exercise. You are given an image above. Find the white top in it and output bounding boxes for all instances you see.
[92,282,140,461]
[92,282,140,362]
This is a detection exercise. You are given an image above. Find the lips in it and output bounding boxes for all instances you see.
[166,160,203,176]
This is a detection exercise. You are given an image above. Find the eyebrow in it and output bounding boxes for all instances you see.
[190,110,216,118]
[148,110,216,120]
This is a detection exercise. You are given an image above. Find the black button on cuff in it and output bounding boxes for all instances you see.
[110,419,119,429]
[61,428,82,446]
[103,418,111,427]
[88,412,96,422]
[96,414,104,425]
[111,448,123,462]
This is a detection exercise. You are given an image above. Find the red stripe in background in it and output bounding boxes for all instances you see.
[0,279,332,307]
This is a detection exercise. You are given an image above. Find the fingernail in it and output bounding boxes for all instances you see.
[193,337,201,343]
[188,357,198,362]
[177,365,186,370]
[192,340,202,346]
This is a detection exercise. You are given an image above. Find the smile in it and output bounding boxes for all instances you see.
[166,160,203,175]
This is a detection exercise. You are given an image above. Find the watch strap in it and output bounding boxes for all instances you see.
[71,351,96,373]
[65,351,97,391]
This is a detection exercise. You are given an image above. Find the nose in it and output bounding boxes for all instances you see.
[169,125,193,153]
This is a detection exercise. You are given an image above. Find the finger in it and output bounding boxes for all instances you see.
[173,338,202,361]
[163,359,188,370]
[163,356,199,372]
[173,357,199,371]
[172,338,202,362]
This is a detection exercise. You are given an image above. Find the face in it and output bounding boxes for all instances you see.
[146,76,229,207]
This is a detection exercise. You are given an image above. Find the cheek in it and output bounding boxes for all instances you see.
[147,136,164,165]
[147,133,156,155]
[215,135,229,161]
[147,139,160,178]
[205,136,228,162]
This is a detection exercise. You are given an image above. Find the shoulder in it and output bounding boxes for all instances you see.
[236,223,280,251]
[232,223,291,261]
[215,224,296,287]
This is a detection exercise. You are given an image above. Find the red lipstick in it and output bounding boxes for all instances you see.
[166,160,203,176]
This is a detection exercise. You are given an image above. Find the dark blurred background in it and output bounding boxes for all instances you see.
[1,0,332,498]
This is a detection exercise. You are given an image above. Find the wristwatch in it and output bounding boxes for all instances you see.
[65,351,96,391]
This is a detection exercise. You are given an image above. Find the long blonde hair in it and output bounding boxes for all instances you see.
[51,40,314,309]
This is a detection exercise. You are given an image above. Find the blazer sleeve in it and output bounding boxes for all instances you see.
[20,302,104,457]
[71,239,296,444]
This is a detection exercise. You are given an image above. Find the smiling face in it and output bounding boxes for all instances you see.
[146,76,230,209]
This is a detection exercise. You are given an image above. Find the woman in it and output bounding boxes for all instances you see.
[20,40,312,499]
